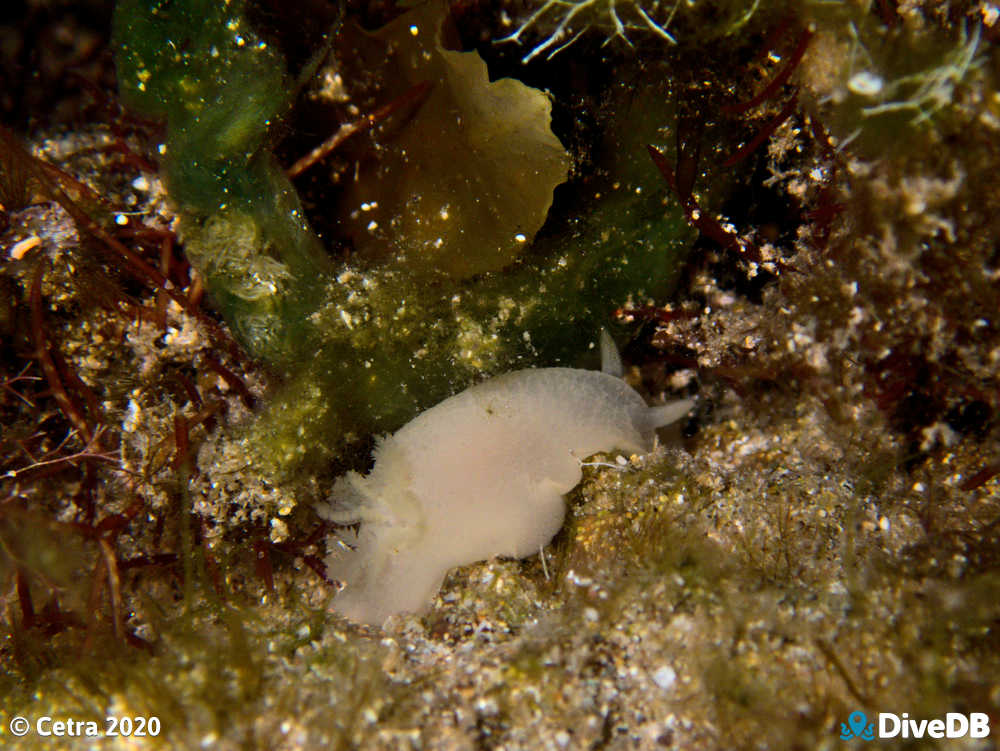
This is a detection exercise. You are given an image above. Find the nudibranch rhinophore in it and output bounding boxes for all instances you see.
[318,334,693,625]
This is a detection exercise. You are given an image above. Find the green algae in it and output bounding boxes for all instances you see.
[112,0,695,487]
[114,0,333,363]
[332,0,572,279]
[245,63,693,481]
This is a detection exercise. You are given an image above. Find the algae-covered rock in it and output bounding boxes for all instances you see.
[246,64,693,481]
[8,2,1000,750]
[0,508,93,616]
[799,8,986,159]
[113,0,692,485]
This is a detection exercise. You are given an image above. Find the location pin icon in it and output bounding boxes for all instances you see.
[848,711,867,737]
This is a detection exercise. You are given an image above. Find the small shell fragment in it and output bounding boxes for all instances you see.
[9,236,41,260]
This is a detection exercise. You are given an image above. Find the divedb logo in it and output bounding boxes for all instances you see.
[839,710,991,741]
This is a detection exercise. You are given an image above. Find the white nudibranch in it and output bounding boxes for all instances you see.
[318,333,693,625]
